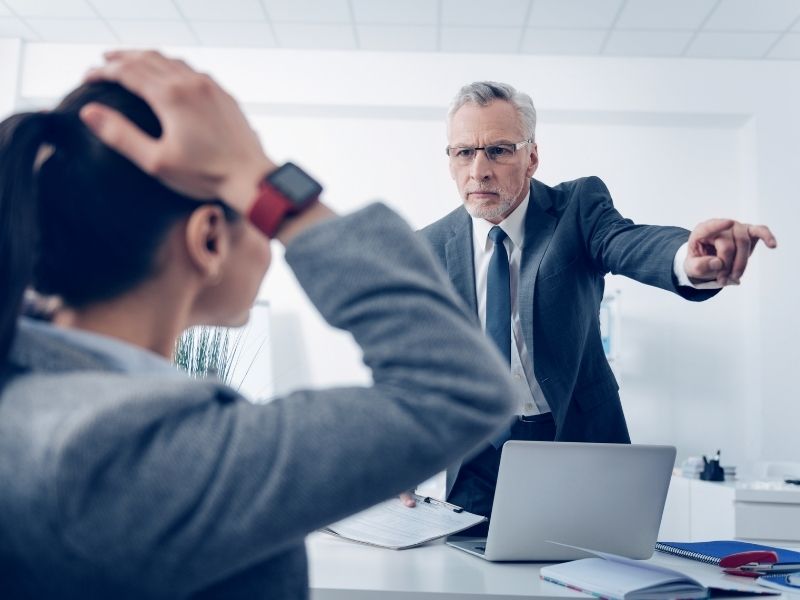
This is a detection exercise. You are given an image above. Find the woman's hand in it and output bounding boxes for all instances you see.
[81,50,274,215]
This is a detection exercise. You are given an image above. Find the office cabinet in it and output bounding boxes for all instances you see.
[659,475,800,542]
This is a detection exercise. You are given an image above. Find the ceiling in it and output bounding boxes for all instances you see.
[1,0,799,60]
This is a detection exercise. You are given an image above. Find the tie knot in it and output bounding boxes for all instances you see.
[488,226,507,245]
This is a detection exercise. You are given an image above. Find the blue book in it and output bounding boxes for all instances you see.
[656,541,800,566]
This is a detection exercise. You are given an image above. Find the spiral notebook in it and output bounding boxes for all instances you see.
[655,541,800,567]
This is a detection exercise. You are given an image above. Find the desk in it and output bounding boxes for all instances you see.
[307,532,791,599]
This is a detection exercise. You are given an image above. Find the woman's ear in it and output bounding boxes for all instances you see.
[184,205,230,285]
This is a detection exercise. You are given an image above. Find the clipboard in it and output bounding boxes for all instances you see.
[322,493,486,549]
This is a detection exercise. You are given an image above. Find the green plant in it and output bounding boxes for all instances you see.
[173,301,271,395]
[174,325,235,383]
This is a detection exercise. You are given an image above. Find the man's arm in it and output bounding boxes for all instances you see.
[579,177,775,294]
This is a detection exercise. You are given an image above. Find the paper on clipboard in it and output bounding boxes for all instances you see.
[323,493,486,549]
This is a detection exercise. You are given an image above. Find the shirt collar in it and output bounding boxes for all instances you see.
[470,187,530,251]
[18,317,179,375]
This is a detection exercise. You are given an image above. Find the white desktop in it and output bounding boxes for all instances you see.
[309,459,800,599]
[307,531,794,599]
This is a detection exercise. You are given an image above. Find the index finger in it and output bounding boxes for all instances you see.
[84,60,170,108]
[690,218,736,241]
[101,49,174,74]
[747,224,778,249]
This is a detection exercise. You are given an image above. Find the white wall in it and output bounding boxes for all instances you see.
[0,39,21,117]
[9,43,799,468]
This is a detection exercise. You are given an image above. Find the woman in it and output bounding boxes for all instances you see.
[0,51,515,598]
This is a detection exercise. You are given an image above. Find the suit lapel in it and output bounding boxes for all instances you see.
[519,180,558,355]
[444,210,479,319]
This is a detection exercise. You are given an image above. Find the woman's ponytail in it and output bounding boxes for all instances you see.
[0,112,50,365]
[1,82,225,370]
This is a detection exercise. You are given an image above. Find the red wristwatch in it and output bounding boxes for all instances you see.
[247,162,323,238]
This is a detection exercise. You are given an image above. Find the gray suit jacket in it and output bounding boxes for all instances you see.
[420,178,718,497]
[0,204,516,599]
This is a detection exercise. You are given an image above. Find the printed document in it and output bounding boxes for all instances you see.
[323,493,485,549]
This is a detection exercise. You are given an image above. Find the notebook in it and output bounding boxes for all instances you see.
[446,441,676,561]
[757,573,800,594]
[655,541,800,567]
[541,543,780,600]
[540,544,708,600]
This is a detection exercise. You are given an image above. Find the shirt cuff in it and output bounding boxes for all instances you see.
[673,242,724,290]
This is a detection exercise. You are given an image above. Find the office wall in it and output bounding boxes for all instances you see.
[0,39,21,117]
[11,44,799,467]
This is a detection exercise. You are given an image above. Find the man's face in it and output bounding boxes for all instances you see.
[447,100,539,224]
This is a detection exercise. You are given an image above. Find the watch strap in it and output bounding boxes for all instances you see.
[247,179,294,238]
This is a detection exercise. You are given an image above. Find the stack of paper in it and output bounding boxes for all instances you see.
[323,494,485,550]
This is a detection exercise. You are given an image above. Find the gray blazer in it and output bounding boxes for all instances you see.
[0,204,516,599]
[420,177,718,497]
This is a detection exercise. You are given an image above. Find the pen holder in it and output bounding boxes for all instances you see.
[700,456,725,482]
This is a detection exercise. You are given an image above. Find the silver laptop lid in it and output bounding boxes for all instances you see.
[483,441,676,561]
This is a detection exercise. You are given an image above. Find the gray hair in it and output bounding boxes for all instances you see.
[447,81,537,141]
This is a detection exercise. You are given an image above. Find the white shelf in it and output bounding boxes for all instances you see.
[660,475,800,542]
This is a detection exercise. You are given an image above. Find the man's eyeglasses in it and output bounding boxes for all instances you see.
[446,140,532,165]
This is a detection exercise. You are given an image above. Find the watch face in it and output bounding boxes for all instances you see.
[269,162,322,205]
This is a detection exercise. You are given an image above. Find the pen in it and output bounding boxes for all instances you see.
[420,496,465,513]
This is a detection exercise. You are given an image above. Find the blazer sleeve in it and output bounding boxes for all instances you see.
[577,176,718,301]
[54,203,517,596]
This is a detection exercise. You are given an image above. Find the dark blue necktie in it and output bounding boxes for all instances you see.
[486,226,511,365]
[486,226,514,448]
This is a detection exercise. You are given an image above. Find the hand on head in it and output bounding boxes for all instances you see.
[684,218,777,286]
[80,50,275,214]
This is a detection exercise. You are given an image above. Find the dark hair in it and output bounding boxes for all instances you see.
[0,82,236,364]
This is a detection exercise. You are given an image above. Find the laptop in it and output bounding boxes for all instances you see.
[446,441,676,561]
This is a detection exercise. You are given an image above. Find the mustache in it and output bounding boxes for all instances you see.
[466,185,501,195]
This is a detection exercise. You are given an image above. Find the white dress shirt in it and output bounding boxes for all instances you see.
[471,193,550,416]
[470,191,721,416]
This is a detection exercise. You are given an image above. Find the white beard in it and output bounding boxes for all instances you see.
[464,195,518,222]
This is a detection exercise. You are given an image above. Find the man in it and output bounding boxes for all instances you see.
[406,81,776,528]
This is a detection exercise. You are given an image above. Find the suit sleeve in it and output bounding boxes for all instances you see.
[578,176,718,301]
[55,203,517,596]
